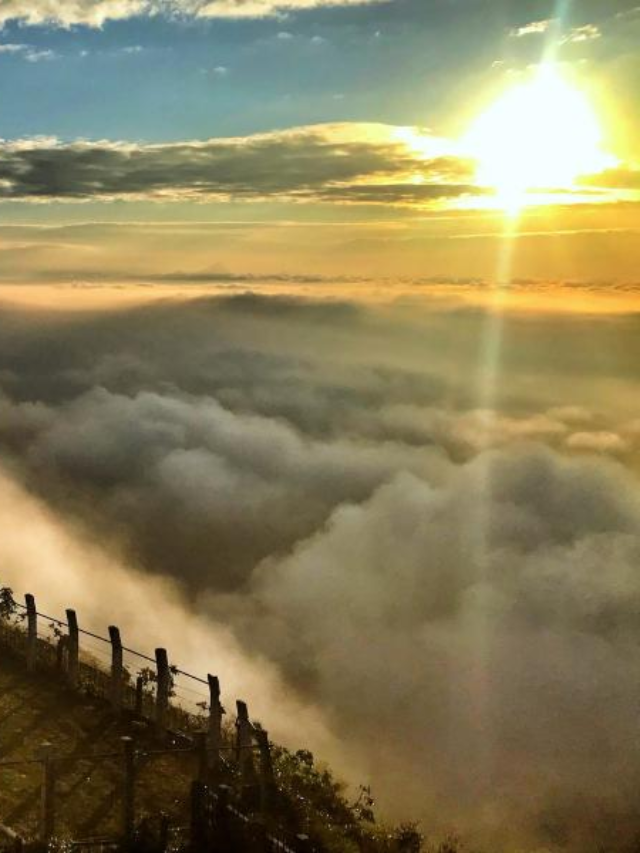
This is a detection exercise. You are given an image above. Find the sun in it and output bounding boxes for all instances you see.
[463,64,614,213]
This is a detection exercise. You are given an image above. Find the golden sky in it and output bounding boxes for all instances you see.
[0,1,635,300]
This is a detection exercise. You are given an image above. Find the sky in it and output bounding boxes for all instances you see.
[0,3,640,852]
[0,0,636,286]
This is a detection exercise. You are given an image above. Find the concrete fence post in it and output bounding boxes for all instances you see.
[235,700,256,785]
[155,648,170,740]
[255,728,275,816]
[121,736,136,845]
[38,742,55,845]
[215,785,232,851]
[207,674,224,775]
[25,594,37,673]
[65,609,79,689]
[108,625,123,715]
[190,780,208,851]
[195,731,208,783]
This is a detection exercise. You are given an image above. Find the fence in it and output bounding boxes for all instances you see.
[0,591,310,853]
[7,596,216,737]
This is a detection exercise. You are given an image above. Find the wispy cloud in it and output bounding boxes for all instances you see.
[0,43,29,53]
[510,19,553,38]
[561,24,601,44]
[24,48,58,61]
[0,42,58,61]
[510,19,601,45]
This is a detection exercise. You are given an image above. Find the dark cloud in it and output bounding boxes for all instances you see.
[0,126,475,205]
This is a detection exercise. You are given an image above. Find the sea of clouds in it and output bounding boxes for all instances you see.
[1,289,640,851]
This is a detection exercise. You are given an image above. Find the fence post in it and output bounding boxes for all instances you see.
[190,780,207,851]
[38,742,55,845]
[25,594,37,673]
[121,736,136,845]
[207,675,224,776]
[236,700,256,789]
[215,785,232,851]
[255,728,275,816]
[65,609,79,689]
[155,648,170,740]
[194,731,208,783]
[108,625,124,715]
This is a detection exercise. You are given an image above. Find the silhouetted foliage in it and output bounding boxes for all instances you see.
[271,744,425,852]
[0,586,17,620]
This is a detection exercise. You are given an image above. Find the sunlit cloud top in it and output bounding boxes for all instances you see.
[0,0,390,26]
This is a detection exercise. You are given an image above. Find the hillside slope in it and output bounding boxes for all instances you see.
[0,601,427,853]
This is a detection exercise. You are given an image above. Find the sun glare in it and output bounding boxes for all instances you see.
[464,64,614,213]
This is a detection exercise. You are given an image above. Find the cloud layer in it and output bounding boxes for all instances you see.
[0,0,389,27]
[0,461,344,767]
[0,125,634,208]
[240,447,640,847]
[2,291,640,850]
[0,124,476,206]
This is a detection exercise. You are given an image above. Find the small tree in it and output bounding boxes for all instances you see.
[0,586,17,621]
